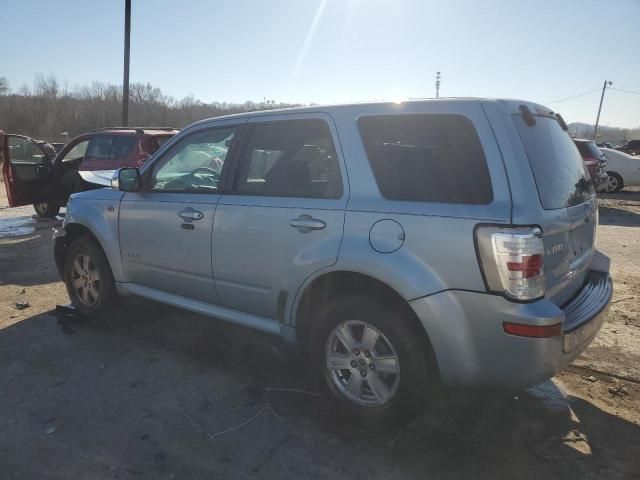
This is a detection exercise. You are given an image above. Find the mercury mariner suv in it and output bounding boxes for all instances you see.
[53,99,612,424]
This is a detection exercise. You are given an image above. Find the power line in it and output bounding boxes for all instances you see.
[609,87,640,96]
[545,88,601,105]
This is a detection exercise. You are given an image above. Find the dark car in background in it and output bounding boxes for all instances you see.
[616,140,640,156]
[2,127,178,217]
[573,139,609,192]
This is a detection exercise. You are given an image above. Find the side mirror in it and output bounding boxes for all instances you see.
[112,167,141,191]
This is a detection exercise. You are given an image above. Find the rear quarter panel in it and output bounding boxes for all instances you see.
[319,101,512,301]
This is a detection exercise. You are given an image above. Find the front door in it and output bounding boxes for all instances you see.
[212,115,347,321]
[1,133,55,207]
[119,123,243,303]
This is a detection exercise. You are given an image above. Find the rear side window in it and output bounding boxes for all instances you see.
[236,119,342,199]
[112,136,137,159]
[358,114,493,204]
[85,136,114,160]
[513,115,594,209]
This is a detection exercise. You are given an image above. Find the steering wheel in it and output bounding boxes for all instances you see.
[192,167,219,179]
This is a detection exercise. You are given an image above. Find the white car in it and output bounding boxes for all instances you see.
[600,148,640,192]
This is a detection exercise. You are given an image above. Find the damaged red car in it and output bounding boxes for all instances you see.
[1,127,178,217]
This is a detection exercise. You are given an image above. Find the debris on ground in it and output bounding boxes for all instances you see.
[608,385,629,397]
[13,301,30,310]
[583,375,599,383]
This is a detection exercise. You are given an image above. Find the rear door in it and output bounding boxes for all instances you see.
[510,110,597,306]
[212,114,347,320]
[82,135,115,171]
[1,133,54,207]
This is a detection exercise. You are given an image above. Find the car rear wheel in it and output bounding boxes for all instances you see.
[606,172,623,193]
[63,236,115,315]
[310,295,437,426]
[33,201,60,218]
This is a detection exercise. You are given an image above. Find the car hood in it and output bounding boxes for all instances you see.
[78,169,115,187]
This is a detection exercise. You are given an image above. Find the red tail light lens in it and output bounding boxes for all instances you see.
[506,254,543,279]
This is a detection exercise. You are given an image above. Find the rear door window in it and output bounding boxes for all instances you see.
[85,136,114,161]
[513,115,594,209]
[236,119,343,199]
[111,136,137,160]
[358,114,493,204]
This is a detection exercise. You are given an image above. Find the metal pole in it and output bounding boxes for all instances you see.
[435,71,441,99]
[593,80,611,140]
[122,0,131,126]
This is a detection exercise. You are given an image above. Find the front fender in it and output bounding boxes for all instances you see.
[65,190,125,281]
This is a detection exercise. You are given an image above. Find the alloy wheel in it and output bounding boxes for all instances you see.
[71,253,100,306]
[325,320,400,406]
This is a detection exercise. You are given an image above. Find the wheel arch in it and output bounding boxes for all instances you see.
[292,270,439,375]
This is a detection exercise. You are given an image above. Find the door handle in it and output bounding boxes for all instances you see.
[289,214,326,233]
[178,207,204,222]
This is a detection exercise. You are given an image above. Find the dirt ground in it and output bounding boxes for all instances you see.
[1,178,639,480]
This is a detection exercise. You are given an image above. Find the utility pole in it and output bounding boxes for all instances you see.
[122,0,131,126]
[592,80,612,140]
[435,71,441,99]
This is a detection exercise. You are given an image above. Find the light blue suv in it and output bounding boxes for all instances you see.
[53,99,612,424]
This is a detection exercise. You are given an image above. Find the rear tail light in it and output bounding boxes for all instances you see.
[475,226,545,301]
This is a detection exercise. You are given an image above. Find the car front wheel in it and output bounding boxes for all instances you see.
[63,237,115,315]
[606,172,623,193]
[311,295,438,426]
[33,201,60,218]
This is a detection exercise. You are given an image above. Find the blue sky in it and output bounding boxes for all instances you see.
[3,0,640,127]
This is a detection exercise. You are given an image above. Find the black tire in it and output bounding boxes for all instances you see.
[309,295,439,427]
[63,236,115,315]
[33,201,60,218]
[606,172,623,193]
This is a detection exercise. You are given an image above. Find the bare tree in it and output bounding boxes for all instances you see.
[0,74,298,141]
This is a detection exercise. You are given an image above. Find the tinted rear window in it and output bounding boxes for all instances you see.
[513,115,594,209]
[358,114,493,204]
[575,141,604,160]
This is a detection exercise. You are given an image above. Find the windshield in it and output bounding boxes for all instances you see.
[513,115,595,210]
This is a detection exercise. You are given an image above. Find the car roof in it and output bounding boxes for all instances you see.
[89,127,179,136]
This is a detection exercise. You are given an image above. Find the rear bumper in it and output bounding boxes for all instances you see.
[410,266,612,389]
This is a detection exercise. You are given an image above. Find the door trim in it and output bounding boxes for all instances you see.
[117,282,282,335]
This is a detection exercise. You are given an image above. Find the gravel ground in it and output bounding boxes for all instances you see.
[1,180,639,480]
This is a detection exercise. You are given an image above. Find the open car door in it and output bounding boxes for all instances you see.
[1,133,55,207]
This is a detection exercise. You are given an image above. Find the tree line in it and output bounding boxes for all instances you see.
[1,75,638,145]
[0,75,297,142]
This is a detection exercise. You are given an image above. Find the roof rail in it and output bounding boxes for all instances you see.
[90,126,180,133]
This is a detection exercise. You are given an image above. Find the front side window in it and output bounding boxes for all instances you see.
[151,127,237,192]
[8,136,48,163]
[358,114,493,204]
[236,119,342,199]
[60,140,90,162]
